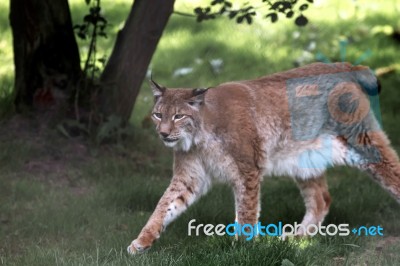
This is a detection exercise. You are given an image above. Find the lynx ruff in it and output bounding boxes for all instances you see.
[127,62,400,254]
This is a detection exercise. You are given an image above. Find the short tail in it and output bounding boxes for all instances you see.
[353,66,381,96]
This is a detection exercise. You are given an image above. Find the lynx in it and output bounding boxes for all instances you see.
[127,62,400,254]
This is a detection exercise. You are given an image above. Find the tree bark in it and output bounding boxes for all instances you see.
[100,0,175,123]
[10,0,81,113]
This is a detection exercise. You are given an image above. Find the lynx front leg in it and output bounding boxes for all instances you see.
[127,169,209,254]
[234,170,261,235]
[295,175,331,236]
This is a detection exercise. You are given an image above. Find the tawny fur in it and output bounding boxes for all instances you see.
[127,62,400,254]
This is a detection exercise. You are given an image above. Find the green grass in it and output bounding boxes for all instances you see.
[1,0,400,265]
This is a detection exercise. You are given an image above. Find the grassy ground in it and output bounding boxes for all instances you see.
[1,0,400,265]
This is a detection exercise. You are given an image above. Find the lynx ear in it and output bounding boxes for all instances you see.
[149,76,166,98]
[188,88,208,107]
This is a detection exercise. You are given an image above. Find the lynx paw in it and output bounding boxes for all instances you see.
[280,227,310,241]
[127,239,149,255]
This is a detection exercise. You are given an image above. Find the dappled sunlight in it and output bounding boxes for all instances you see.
[151,0,400,90]
[0,40,14,79]
[296,237,315,249]
[0,2,14,90]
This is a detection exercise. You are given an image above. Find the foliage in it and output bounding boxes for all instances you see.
[57,115,135,146]
[73,0,108,123]
[192,0,314,26]
[66,0,124,144]
[73,0,108,74]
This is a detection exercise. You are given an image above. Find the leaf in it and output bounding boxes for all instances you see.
[281,258,295,266]
[57,124,72,139]
[90,6,101,14]
[194,7,202,14]
[286,11,294,18]
[77,32,86,40]
[236,15,244,24]
[271,1,291,11]
[295,14,308,26]
[243,6,253,12]
[211,0,224,5]
[98,58,107,63]
[244,14,252,24]
[84,14,94,24]
[306,0,314,3]
[208,14,216,20]
[56,120,89,139]
[271,1,283,10]
[265,12,278,23]
[224,1,232,8]
[96,115,122,144]
[98,32,107,38]
[228,11,238,19]
[299,4,308,11]
[85,0,91,5]
[98,16,108,24]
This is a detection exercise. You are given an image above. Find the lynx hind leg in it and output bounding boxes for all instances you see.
[294,175,331,236]
[357,131,400,202]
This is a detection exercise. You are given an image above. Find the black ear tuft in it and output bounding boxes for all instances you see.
[188,88,209,107]
[149,75,166,98]
[192,88,208,97]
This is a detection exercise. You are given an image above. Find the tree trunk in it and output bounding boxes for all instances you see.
[10,0,81,113]
[100,0,175,124]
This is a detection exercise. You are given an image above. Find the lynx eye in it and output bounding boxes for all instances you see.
[173,114,185,121]
[153,113,162,120]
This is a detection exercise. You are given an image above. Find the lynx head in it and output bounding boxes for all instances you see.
[150,78,208,151]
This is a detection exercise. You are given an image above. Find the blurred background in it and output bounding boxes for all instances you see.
[0,0,400,265]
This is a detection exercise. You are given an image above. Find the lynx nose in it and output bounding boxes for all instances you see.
[160,132,169,138]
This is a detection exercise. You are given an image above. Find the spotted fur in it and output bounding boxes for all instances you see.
[127,62,400,254]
